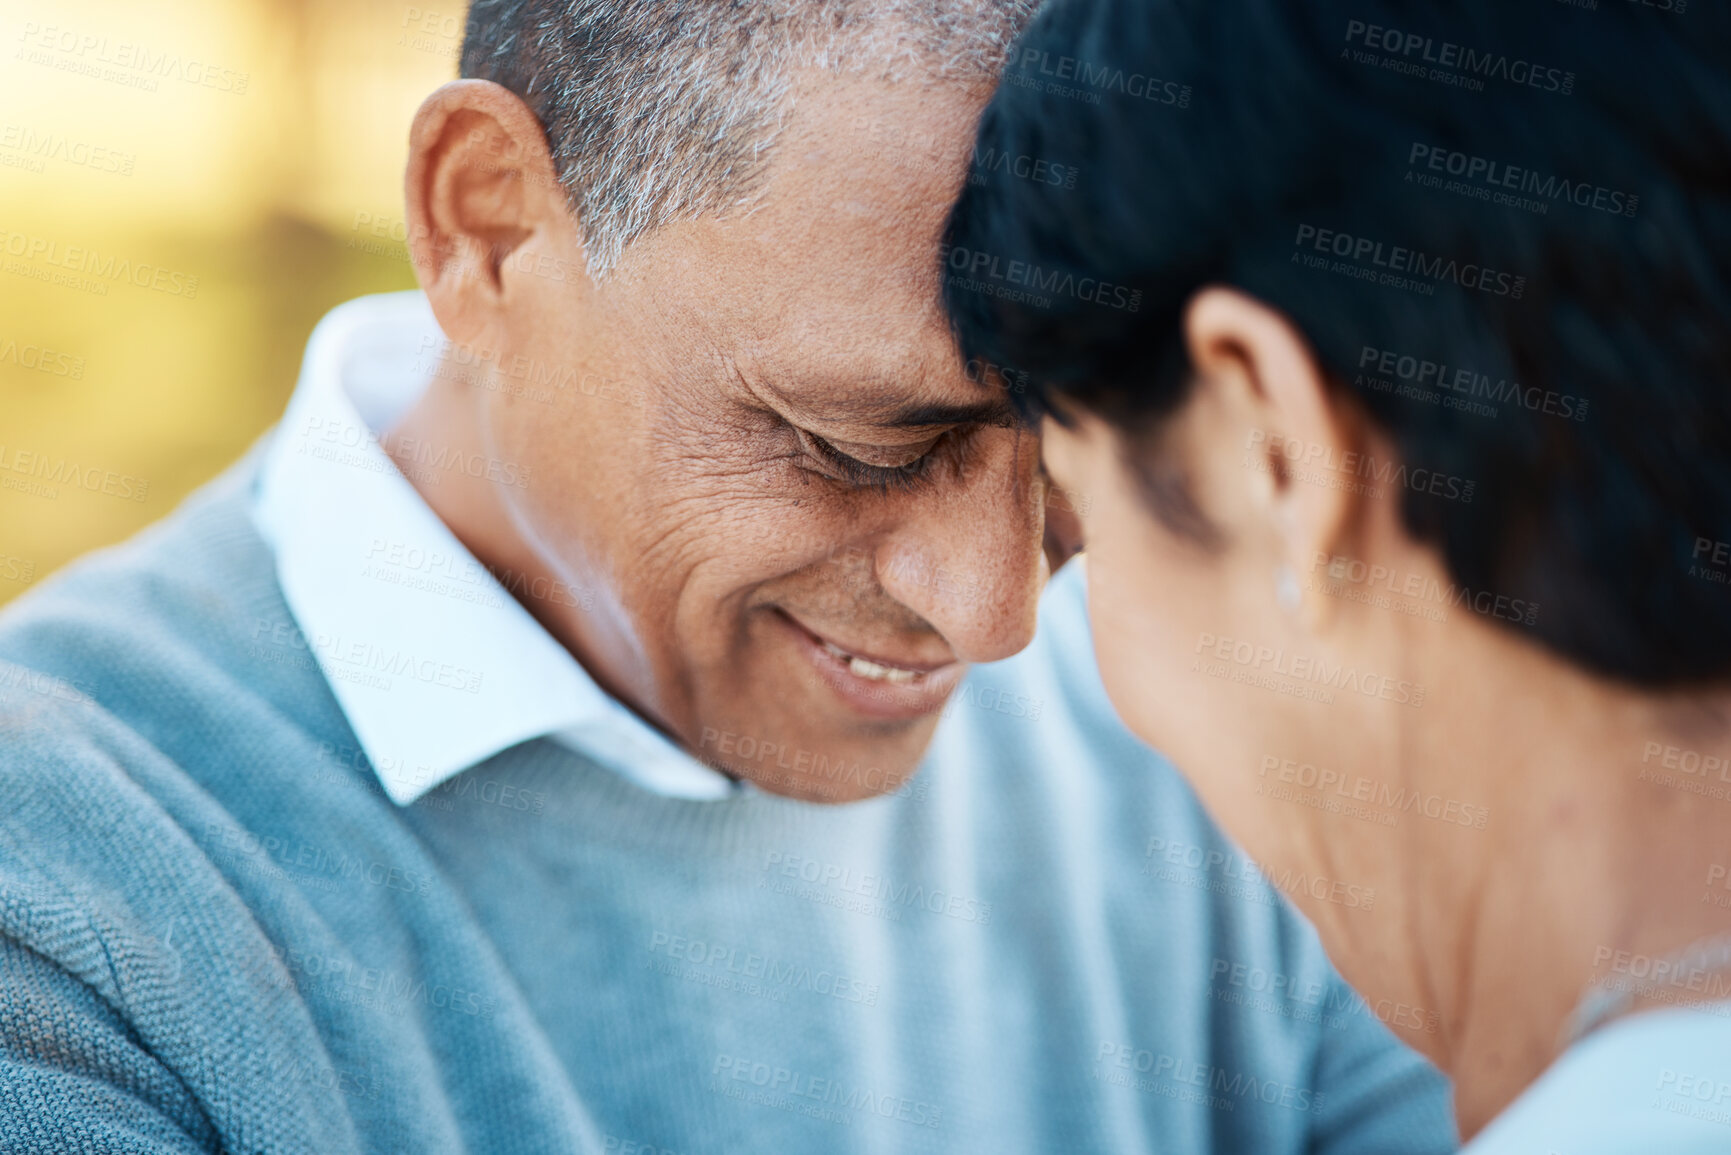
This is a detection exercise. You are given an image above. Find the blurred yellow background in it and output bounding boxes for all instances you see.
[0,0,464,603]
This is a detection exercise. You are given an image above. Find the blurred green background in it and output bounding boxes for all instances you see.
[0,0,462,603]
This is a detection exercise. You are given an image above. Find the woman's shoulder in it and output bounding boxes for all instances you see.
[1467,1002,1731,1153]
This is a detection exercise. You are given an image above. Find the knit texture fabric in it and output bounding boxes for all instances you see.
[0,448,1457,1153]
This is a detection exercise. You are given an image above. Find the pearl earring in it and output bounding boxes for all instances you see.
[1275,564,1301,612]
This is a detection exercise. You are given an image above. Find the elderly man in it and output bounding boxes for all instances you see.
[0,2,1455,1152]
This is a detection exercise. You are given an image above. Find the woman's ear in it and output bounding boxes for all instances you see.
[1183,286,1363,623]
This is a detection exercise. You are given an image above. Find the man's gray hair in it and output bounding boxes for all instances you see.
[461,0,1036,276]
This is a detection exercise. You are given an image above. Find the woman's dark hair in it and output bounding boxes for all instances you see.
[943,0,1731,687]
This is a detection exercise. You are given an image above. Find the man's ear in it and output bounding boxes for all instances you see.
[1183,286,1363,622]
[403,79,573,342]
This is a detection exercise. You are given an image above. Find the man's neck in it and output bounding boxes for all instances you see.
[382,370,663,726]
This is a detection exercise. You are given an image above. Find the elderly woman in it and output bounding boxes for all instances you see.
[945,0,1731,1149]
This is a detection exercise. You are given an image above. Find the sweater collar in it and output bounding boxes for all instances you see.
[251,291,740,805]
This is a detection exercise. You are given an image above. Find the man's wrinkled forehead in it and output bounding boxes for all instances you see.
[724,77,984,295]
[624,69,998,413]
[733,255,1016,434]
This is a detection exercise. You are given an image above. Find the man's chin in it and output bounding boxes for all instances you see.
[694,709,940,804]
[739,763,925,804]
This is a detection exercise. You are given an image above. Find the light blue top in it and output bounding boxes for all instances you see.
[1466,1003,1731,1153]
[0,298,1458,1152]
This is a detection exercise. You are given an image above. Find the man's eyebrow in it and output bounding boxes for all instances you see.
[856,398,1022,430]
[750,372,1023,431]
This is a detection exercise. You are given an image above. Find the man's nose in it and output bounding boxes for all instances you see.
[875,428,1046,665]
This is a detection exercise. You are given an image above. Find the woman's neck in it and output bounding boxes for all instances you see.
[1388,634,1731,1138]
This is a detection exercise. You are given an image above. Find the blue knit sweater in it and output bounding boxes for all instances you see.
[0,450,1456,1153]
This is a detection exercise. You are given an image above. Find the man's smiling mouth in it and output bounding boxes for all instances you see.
[818,640,924,685]
[771,608,964,720]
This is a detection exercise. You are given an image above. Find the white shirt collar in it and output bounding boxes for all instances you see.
[251,291,741,805]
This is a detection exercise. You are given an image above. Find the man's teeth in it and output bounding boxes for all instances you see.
[852,658,918,685]
[821,641,921,684]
